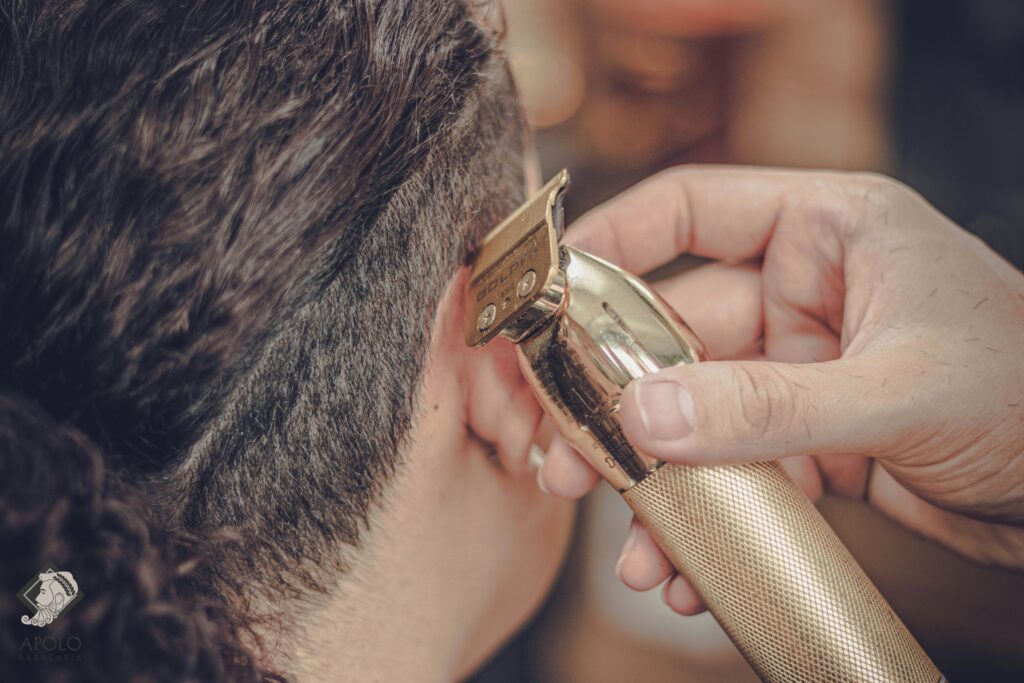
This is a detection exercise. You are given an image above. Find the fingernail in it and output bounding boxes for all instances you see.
[528,444,546,472]
[662,575,678,606]
[635,379,696,440]
[615,525,639,581]
[536,466,550,495]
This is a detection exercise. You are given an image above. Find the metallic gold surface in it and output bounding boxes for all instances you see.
[517,246,704,490]
[625,462,941,682]
[464,170,569,347]
[465,171,942,681]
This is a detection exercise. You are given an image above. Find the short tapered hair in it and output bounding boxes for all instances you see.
[0,1,525,678]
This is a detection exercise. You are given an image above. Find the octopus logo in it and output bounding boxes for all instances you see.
[17,565,81,628]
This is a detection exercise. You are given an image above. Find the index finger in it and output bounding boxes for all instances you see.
[564,165,836,274]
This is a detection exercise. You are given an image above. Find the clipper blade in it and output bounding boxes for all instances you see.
[464,170,569,347]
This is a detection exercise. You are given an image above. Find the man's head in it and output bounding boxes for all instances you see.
[35,572,78,610]
[0,0,571,678]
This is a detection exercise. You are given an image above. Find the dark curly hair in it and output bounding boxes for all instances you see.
[0,1,525,680]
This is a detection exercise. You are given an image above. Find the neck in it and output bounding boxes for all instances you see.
[258,465,479,682]
[285,555,462,682]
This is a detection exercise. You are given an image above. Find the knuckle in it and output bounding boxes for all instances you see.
[729,364,800,438]
[864,176,905,207]
[847,172,916,213]
[793,172,913,239]
[844,171,910,199]
[783,182,860,237]
[847,171,900,192]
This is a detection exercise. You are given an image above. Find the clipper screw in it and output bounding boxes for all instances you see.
[517,270,537,298]
[477,304,497,331]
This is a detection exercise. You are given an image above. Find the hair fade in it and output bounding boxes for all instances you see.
[0,1,525,679]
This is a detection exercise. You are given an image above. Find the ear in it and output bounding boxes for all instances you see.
[54,593,64,607]
[431,268,544,476]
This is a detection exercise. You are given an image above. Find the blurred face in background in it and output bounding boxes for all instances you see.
[509,0,887,171]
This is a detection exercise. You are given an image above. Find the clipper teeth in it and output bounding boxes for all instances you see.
[464,170,569,347]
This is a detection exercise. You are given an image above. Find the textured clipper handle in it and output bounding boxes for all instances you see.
[623,461,942,683]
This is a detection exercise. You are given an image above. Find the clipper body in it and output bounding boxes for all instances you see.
[466,172,943,682]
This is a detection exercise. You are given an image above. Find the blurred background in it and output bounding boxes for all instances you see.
[470,0,1024,681]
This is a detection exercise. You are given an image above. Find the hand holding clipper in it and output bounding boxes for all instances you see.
[465,171,943,682]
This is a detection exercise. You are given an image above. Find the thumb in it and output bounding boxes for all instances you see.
[618,359,895,466]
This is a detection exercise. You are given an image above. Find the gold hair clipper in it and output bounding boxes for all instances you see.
[465,171,944,683]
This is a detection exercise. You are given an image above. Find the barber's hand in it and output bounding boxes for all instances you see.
[538,167,1024,615]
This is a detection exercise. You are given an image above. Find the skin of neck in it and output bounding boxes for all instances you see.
[282,469,475,682]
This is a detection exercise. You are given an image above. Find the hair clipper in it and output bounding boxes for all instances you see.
[464,171,943,682]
